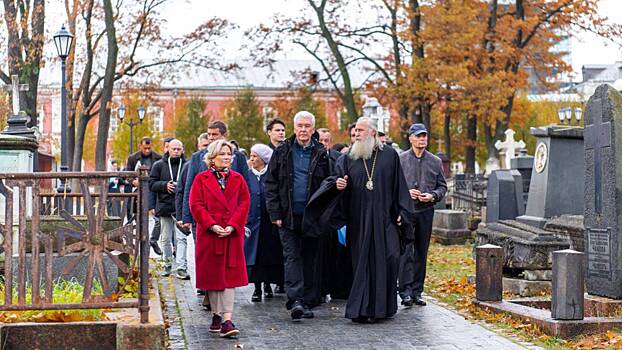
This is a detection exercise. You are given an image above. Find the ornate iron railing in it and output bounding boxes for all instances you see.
[0,169,150,323]
[450,174,487,215]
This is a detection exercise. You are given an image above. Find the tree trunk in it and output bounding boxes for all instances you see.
[310,1,358,123]
[72,113,89,172]
[95,0,118,170]
[399,103,410,149]
[1,0,45,128]
[465,116,477,174]
[443,110,451,161]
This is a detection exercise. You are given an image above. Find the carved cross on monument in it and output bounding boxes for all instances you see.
[584,98,611,215]
[10,75,29,116]
[495,129,526,169]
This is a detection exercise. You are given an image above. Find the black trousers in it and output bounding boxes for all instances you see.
[399,208,435,298]
[279,215,319,308]
[150,216,161,244]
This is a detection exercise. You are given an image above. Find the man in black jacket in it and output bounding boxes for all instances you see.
[398,123,447,307]
[149,139,189,279]
[124,137,162,222]
[265,111,330,322]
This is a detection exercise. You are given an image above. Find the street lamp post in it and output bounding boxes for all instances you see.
[118,105,146,154]
[53,25,74,193]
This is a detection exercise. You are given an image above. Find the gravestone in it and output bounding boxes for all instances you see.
[510,149,534,207]
[485,170,524,223]
[495,129,526,169]
[584,84,622,299]
[432,209,471,244]
[551,249,584,320]
[516,126,584,228]
[476,244,503,301]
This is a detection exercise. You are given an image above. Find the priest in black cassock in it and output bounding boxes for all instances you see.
[305,117,414,323]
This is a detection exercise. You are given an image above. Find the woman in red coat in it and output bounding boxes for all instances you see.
[189,139,250,338]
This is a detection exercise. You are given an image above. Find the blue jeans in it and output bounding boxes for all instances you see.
[159,216,188,271]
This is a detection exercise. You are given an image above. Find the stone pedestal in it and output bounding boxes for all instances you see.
[516,126,583,228]
[432,209,471,245]
[476,244,503,301]
[551,249,584,320]
[0,134,38,256]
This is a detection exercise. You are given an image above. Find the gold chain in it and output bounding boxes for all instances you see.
[363,150,378,184]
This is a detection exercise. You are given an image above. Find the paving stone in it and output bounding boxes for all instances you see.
[160,237,537,350]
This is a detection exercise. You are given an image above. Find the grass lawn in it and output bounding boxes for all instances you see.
[424,241,622,350]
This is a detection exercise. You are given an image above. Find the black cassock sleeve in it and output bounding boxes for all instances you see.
[391,150,415,250]
[304,154,349,238]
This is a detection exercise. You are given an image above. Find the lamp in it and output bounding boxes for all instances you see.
[118,104,126,121]
[53,26,73,59]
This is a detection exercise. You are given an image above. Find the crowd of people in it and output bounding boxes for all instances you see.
[113,112,447,339]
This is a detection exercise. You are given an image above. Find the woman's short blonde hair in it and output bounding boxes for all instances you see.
[203,139,234,166]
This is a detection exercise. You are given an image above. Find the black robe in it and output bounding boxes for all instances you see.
[306,146,414,319]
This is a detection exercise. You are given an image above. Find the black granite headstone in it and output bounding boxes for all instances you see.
[485,169,524,223]
[516,126,584,228]
[584,84,622,299]
[511,149,534,208]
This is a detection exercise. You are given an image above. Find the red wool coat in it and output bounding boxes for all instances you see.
[189,169,250,290]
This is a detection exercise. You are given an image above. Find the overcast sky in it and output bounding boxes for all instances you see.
[44,0,622,82]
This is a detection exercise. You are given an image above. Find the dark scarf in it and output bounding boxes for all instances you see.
[210,166,230,191]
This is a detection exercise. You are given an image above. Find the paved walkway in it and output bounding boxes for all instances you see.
[159,239,536,350]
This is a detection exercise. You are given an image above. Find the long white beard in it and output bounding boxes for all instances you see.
[349,136,376,160]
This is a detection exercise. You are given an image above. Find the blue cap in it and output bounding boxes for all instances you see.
[408,123,428,136]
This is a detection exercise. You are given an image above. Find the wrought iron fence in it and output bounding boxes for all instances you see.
[0,169,150,323]
[449,174,487,217]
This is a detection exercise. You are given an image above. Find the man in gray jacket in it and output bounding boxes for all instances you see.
[398,123,447,307]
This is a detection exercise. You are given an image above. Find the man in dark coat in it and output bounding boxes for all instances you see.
[149,139,189,279]
[306,117,414,323]
[398,123,447,307]
[124,137,162,222]
[181,121,249,229]
[265,111,330,321]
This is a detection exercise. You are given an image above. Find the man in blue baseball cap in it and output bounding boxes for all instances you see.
[398,123,447,307]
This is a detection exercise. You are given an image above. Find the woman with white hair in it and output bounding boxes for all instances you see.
[244,144,285,302]
[189,140,250,338]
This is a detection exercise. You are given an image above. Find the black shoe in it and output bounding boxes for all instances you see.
[291,301,304,321]
[150,241,162,255]
[252,289,262,302]
[264,285,274,299]
[302,308,314,319]
[275,285,286,294]
[352,317,369,324]
[413,295,427,306]
[401,295,413,308]
[197,289,206,296]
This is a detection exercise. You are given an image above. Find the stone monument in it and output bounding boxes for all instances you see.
[510,149,534,207]
[485,169,524,223]
[0,75,38,225]
[495,129,526,169]
[432,209,471,245]
[516,125,584,228]
[584,84,622,299]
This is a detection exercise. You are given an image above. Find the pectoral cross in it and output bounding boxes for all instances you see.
[584,98,611,215]
[10,75,29,116]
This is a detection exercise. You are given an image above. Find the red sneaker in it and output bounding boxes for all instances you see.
[209,314,222,333]
[219,320,240,338]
